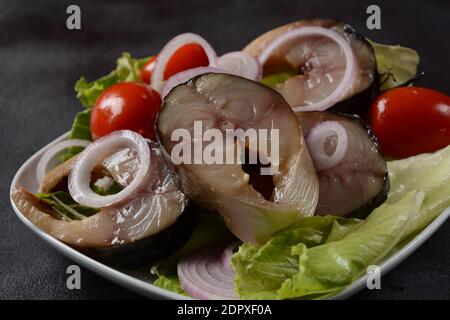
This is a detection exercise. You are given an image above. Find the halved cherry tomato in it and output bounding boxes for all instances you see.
[369,87,450,159]
[140,44,209,84]
[163,43,209,80]
[91,82,162,140]
[140,56,157,84]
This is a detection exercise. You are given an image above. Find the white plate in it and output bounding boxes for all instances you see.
[10,132,450,300]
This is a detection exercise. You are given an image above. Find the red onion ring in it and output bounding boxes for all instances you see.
[305,120,348,171]
[151,33,218,93]
[178,243,239,300]
[217,51,262,81]
[161,66,224,99]
[36,139,90,184]
[258,26,356,112]
[68,130,150,208]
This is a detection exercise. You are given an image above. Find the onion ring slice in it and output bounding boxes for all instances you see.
[68,130,150,208]
[178,243,238,300]
[217,51,262,81]
[151,33,218,93]
[161,66,224,99]
[258,26,356,112]
[305,120,348,171]
[36,139,90,184]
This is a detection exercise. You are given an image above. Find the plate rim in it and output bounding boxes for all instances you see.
[9,132,450,300]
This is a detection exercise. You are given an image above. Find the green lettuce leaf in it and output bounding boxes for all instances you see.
[36,179,121,221]
[75,53,150,108]
[231,216,362,299]
[387,145,450,237]
[153,275,187,296]
[68,108,92,141]
[261,72,295,89]
[36,191,99,221]
[59,109,92,162]
[369,39,420,91]
[278,191,423,299]
[233,191,423,299]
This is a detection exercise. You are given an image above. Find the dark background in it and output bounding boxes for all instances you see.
[1,0,449,299]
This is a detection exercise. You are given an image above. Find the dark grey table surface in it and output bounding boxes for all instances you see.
[1,0,449,300]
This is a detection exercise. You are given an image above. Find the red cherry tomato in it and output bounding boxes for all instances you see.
[369,87,450,159]
[90,82,162,140]
[140,56,157,84]
[163,43,209,80]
